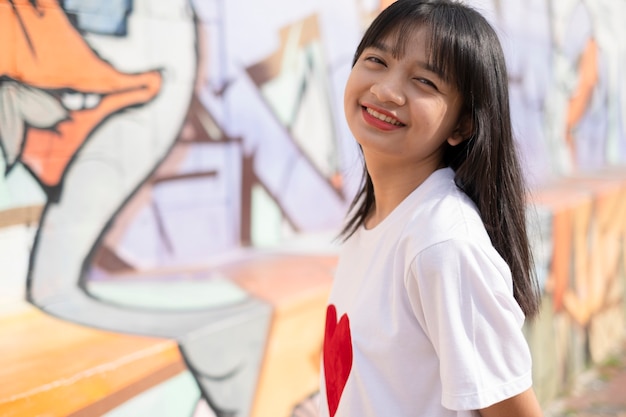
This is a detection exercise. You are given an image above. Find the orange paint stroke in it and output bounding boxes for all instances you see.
[565,38,599,161]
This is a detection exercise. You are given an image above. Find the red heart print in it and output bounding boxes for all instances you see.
[323,304,353,417]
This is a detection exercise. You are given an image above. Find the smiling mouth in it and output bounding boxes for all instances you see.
[364,106,405,126]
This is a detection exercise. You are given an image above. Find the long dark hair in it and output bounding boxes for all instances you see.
[340,0,541,318]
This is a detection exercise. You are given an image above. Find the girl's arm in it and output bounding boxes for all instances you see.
[479,388,543,417]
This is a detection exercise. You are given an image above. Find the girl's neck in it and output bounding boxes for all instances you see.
[364,159,443,229]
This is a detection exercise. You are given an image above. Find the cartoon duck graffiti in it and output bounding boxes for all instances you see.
[1,1,271,416]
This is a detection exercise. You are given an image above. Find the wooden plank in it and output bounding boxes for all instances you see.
[0,303,185,417]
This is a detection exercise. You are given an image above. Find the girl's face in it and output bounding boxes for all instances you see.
[344,27,466,172]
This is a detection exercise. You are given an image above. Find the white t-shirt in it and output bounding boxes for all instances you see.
[319,168,533,417]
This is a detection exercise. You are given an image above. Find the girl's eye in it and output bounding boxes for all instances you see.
[365,56,385,66]
[415,77,438,90]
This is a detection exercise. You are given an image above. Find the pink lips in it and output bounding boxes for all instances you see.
[361,105,404,131]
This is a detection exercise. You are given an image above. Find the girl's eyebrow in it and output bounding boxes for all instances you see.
[416,61,446,81]
[367,41,445,79]
[369,41,389,52]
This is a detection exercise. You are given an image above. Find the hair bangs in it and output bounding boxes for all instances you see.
[352,2,427,66]
[425,5,478,94]
[353,2,468,88]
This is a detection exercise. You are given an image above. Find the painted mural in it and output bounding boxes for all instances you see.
[0,0,625,416]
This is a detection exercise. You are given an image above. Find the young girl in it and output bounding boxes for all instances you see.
[320,1,543,416]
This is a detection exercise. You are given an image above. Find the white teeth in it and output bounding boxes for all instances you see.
[366,107,402,126]
[61,92,102,110]
[84,93,101,109]
[61,92,83,110]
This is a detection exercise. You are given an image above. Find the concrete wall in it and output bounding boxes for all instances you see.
[0,0,625,415]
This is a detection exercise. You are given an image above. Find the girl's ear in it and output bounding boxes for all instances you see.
[447,113,473,147]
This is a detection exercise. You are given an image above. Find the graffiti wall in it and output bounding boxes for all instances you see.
[0,0,625,416]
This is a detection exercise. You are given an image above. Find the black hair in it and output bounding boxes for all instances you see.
[340,0,541,318]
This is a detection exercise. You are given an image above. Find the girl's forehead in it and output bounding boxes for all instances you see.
[373,25,433,58]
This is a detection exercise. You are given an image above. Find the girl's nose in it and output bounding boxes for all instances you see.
[370,76,406,106]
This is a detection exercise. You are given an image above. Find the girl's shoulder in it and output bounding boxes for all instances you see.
[401,175,492,255]
[410,171,483,220]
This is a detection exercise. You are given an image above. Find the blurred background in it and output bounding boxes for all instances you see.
[0,0,625,416]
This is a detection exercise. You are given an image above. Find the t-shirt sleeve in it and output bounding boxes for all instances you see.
[405,238,533,411]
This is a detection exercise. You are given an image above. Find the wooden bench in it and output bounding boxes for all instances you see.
[0,301,185,417]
